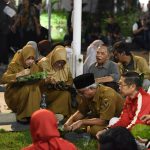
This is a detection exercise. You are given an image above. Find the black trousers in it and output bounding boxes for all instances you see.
[0,33,9,64]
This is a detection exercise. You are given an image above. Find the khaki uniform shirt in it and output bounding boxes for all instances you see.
[78,85,124,121]
[119,54,150,79]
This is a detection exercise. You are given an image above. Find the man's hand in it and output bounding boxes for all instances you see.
[63,111,84,131]
[137,136,148,144]
[70,120,83,131]
[140,115,150,124]
[63,123,72,131]
[96,129,107,139]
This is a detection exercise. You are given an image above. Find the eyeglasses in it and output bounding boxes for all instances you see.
[119,84,128,87]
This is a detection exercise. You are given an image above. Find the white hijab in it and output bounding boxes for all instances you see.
[83,40,104,73]
[27,41,40,61]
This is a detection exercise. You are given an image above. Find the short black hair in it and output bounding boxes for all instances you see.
[98,126,138,150]
[113,41,131,55]
[122,71,143,88]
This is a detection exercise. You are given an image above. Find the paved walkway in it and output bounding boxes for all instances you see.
[0,92,29,131]
[0,92,8,113]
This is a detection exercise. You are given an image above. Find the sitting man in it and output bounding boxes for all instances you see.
[113,41,150,90]
[96,71,150,139]
[88,44,120,91]
[83,40,104,73]
[64,73,124,136]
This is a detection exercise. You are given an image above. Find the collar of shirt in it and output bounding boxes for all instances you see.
[126,88,146,104]
[126,89,140,104]
[123,55,134,68]
[95,60,110,69]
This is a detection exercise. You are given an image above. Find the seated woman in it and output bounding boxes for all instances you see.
[10,41,40,64]
[38,45,76,118]
[22,109,77,150]
[1,45,41,123]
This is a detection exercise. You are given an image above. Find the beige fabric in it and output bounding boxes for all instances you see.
[118,54,150,79]
[38,45,74,117]
[39,69,74,117]
[43,90,74,117]
[10,45,35,66]
[38,45,70,82]
[21,45,35,61]
[1,45,41,121]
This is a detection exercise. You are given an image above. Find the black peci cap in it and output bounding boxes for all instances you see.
[73,73,95,89]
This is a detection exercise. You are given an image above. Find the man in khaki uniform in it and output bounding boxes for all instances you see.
[64,73,124,136]
[113,41,150,90]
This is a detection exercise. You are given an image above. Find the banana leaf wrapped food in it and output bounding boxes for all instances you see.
[17,71,47,82]
[131,124,150,139]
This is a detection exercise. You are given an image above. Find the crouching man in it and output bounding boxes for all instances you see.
[64,73,124,136]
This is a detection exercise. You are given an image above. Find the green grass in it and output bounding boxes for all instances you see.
[40,11,67,41]
[0,130,97,150]
[0,130,31,150]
